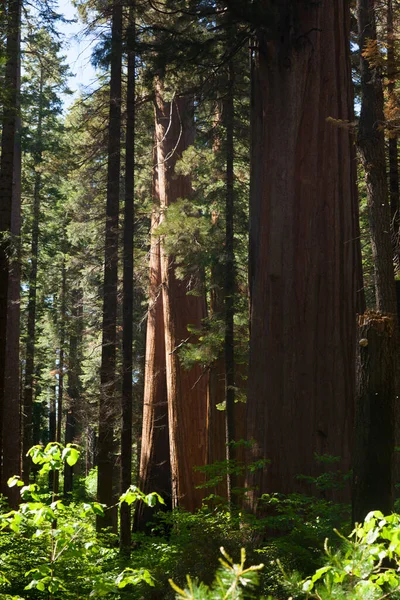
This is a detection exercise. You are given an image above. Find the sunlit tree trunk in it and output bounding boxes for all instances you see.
[155,85,208,510]
[136,205,171,530]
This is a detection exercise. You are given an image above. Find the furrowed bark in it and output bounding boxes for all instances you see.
[246,1,360,508]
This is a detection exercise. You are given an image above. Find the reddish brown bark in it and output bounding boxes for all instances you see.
[155,87,208,511]
[136,207,171,529]
[246,2,360,508]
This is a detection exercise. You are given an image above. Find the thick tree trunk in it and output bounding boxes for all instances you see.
[246,1,360,509]
[120,2,135,552]
[353,312,394,522]
[156,87,208,511]
[136,207,171,530]
[23,70,44,480]
[2,89,21,507]
[96,0,122,532]
[0,0,22,491]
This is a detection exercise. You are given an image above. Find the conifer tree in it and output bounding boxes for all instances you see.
[97,0,123,532]
[0,0,22,491]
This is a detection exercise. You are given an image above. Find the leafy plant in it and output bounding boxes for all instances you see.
[169,547,264,599]
[299,510,400,599]
[0,443,158,599]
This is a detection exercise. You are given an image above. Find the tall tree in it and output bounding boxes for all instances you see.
[156,85,209,511]
[22,65,44,480]
[0,0,22,491]
[353,0,397,522]
[96,0,123,532]
[120,0,135,551]
[246,1,361,508]
[387,0,399,251]
[136,205,171,530]
[1,62,21,506]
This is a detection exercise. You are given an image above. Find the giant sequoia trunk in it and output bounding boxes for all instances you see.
[136,207,171,530]
[97,0,122,532]
[155,87,208,511]
[246,1,361,508]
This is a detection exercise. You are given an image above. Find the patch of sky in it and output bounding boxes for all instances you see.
[56,0,98,111]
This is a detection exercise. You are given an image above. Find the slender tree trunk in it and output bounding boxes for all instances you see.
[64,289,82,497]
[224,56,236,505]
[155,86,208,511]
[97,0,122,532]
[0,0,22,491]
[387,0,400,263]
[22,69,44,480]
[246,1,361,509]
[49,380,58,492]
[57,256,66,444]
[353,0,397,521]
[135,206,171,530]
[120,1,135,552]
[207,106,228,500]
[2,75,21,506]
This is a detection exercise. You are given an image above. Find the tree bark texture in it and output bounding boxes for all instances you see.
[97,0,122,532]
[136,207,171,530]
[0,0,22,491]
[357,0,397,315]
[120,2,135,551]
[224,57,236,505]
[2,92,21,507]
[64,288,82,496]
[22,69,44,480]
[353,312,394,522]
[246,1,361,508]
[57,256,66,444]
[155,87,208,511]
[386,0,400,267]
